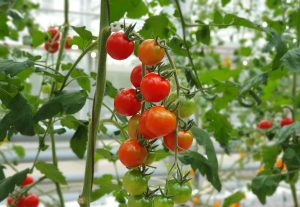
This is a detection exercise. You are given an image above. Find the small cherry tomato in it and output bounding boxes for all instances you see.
[146,106,176,137]
[280,117,293,127]
[48,27,60,41]
[118,139,148,168]
[114,88,141,116]
[213,200,221,207]
[44,41,59,53]
[128,114,140,139]
[21,175,34,187]
[163,130,193,152]
[166,179,192,204]
[130,65,150,88]
[140,73,170,102]
[123,169,149,195]
[179,98,196,118]
[153,196,174,207]
[257,120,272,129]
[230,203,241,207]
[23,194,39,207]
[138,39,165,66]
[7,196,26,207]
[127,195,152,207]
[106,32,134,60]
[139,110,157,139]
[65,35,73,49]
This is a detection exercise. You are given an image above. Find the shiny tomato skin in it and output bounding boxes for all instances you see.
[280,117,293,127]
[65,35,72,49]
[123,169,149,195]
[106,32,134,60]
[139,110,157,139]
[127,196,152,207]
[21,175,34,187]
[138,39,165,66]
[130,65,150,88]
[163,130,193,152]
[146,106,176,137]
[257,120,272,129]
[140,73,170,102]
[48,27,60,41]
[166,179,192,204]
[44,41,59,53]
[118,139,148,168]
[153,196,174,207]
[114,88,141,116]
[23,194,39,207]
[128,114,140,139]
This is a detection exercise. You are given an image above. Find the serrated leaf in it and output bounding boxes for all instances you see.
[223,191,245,207]
[0,59,34,76]
[70,122,88,159]
[281,48,300,72]
[0,169,29,202]
[35,161,67,185]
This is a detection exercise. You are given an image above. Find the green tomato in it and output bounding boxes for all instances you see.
[153,196,174,207]
[144,152,157,165]
[127,196,152,207]
[123,170,149,195]
[166,179,192,204]
[179,98,196,118]
[41,83,52,94]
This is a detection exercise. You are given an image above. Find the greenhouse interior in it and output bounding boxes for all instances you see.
[0,0,300,206]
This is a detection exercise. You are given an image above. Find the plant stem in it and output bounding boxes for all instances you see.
[78,0,110,206]
[290,182,299,207]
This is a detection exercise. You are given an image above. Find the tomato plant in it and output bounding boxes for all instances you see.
[122,169,149,196]
[166,179,192,204]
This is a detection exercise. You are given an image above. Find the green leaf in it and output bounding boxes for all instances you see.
[92,174,120,201]
[110,0,148,22]
[105,81,118,98]
[251,174,282,204]
[34,91,87,121]
[70,122,88,159]
[224,13,263,31]
[60,115,80,130]
[139,14,175,39]
[239,46,252,56]
[29,28,47,47]
[281,48,300,72]
[221,0,231,6]
[277,122,300,144]
[96,147,118,162]
[0,169,29,202]
[168,37,187,56]
[261,145,280,170]
[0,44,9,58]
[283,145,300,182]
[72,26,94,40]
[35,161,67,184]
[0,165,4,181]
[0,12,9,39]
[0,59,34,76]
[223,191,245,207]
[70,26,96,50]
[205,109,233,147]
[195,25,211,45]
[12,145,25,159]
[199,68,241,85]
[239,73,268,95]
[71,69,91,92]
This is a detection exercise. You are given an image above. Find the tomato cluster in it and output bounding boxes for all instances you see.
[107,26,194,206]
[7,175,39,207]
[44,27,73,53]
[257,117,293,130]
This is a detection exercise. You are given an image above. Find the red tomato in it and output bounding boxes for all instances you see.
[128,114,140,139]
[114,88,141,116]
[106,32,134,60]
[118,139,148,167]
[44,41,59,53]
[130,65,150,88]
[280,117,293,127]
[163,130,193,152]
[48,27,60,41]
[23,194,39,207]
[140,73,170,102]
[7,196,25,207]
[138,39,165,66]
[257,120,272,129]
[146,106,176,137]
[65,35,72,49]
[139,110,157,139]
[21,175,34,187]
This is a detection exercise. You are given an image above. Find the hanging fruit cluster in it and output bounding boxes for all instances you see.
[7,175,39,207]
[107,23,195,207]
[44,27,73,53]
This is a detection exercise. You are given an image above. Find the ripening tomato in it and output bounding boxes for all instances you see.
[179,98,196,118]
[140,73,170,102]
[48,27,60,41]
[280,117,293,127]
[213,200,221,207]
[114,88,141,116]
[230,203,240,207]
[146,106,176,137]
[44,41,59,53]
[163,130,193,152]
[166,179,192,204]
[65,35,73,49]
[139,110,157,139]
[21,175,34,187]
[257,120,272,129]
[127,195,152,207]
[128,115,140,139]
[106,32,134,60]
[153,196,174,207]
[130,65,150,88]
[138,39,165,66]
[123,169,149,195]
[23,194,39,207]
[118,139,148,168]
